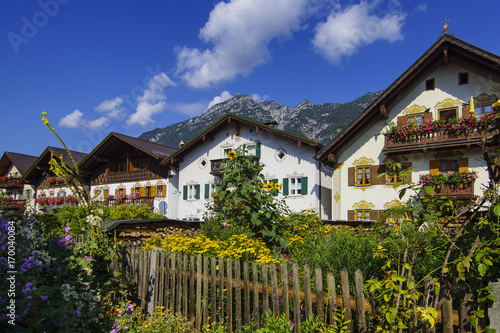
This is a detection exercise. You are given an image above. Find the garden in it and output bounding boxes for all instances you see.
[1,111,500,332]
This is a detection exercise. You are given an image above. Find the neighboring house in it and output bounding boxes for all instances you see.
[315,35,500,222]
[21,147,88,211]
[0,152,38,210]
[162,114,332,221]
[78,132,177,217]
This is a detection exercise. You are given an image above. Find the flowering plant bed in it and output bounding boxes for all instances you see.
[418,170,478,188]
[385,113,496,143]
[35,196,78,206]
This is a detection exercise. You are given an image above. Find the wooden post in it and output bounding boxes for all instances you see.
[292,264,301,333]
[218,257,224,323]
[164,251,171,310]
[243,260,250,326]
[196,254,202,332]
[327,272,336,326]
[203,256,209,328]
[304,265,312,319]
[235,258,242,332]
[262,261,269,320]
[252,261,261,329]
[211,256,217,325]
[441,281,453,333]
[147,249,162,314]
[315,266,324,322]
[189,255,195,321]
[281,262,289,321]
[177,253,182,313]
[423,275,435,333]
[340,269,353,332]
[183,253,188,317]
[170,253,176,309]
[270,262,280,316]
[227,258,233,333]
[355,270,366,332]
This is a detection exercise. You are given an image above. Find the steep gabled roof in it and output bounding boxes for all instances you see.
[0,152,38,176]
[162,113,321,166]
[315,34,500,164]
[20,147,88,185]
[78,132,176,171]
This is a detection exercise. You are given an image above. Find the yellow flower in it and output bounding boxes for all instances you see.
[274,183,282,190]
[228,151,237,159]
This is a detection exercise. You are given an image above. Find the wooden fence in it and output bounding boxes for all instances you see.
[111,242,465,332]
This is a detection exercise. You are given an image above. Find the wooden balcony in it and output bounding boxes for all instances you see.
[422,182,475,199]
[0,200,26,211]
[100,197,154,208]
[384,128,500,154]
[107,169,153,182]
[210,157,260,176]
[0,177,23,189]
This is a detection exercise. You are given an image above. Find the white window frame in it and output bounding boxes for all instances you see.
[187,184,196,200]
[290,177,302,196]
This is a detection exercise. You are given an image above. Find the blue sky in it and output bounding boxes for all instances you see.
[1,0,499,157]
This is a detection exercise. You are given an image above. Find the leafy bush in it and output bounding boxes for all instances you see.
[110,204,166,220]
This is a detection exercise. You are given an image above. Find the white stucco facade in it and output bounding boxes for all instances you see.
[330,57,500,221]
[174,120,332,220]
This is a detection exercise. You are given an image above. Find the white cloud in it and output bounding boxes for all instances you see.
[251,93,270,102]
[95,97,125,120]
[59,110,109,130]
[59,110,84,128]
[176,0,309,88]
[126,73,176,127]
[208,91,233,109]
[414,3,427,13]
[312,2,405,64]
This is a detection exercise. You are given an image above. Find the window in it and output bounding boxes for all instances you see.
[205,183,217,199]
[439,160,459,173]
[246,144,256,156]
[156,185,166,197]
[458,72,469,85]
[387,215,403,225]
[223,148,233,158]
[290,177,302,195]
[406,114,424,126]
[475,105,493,120]
[145,186,152,197]
[183,184,200,200]
[356,210,371,221]
[58,191,66,197]
[111,161,126,172]
[356,166,371,186]
[387,165,403,185]
[282,177,308,196]
[425,78,435,91]
[439,108,457,122]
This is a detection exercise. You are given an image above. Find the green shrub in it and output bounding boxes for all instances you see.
[109,203,166,220]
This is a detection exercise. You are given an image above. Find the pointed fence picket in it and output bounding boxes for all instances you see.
[110,242,463,332]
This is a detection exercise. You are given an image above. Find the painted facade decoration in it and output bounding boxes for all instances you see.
[316,35,500,222]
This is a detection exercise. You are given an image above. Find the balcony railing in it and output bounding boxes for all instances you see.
[422,182,475,198]
[0,200,26,211]
[210,157,260,176]
[99,197,154,208]
[384,128,500,153]
[0,177,22,188]
[107,169,152,182]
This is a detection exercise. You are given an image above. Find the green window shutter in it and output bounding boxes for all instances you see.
[195,185,200,199]
[301,177,308,195]
[183,185,187,200]
[272,178,279,196]
[204,184,210,199]
[256,142,261,157]
[282,178,289,196]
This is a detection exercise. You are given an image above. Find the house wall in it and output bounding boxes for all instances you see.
[2,164,35,205]
[333,62,500,220]
[176,122,329,220]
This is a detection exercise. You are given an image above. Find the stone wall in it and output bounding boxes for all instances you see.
[106,219,201,242]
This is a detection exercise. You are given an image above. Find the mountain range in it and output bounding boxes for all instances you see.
[138,91,383,148]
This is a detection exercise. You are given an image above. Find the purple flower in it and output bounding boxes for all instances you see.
[40,295,48,301]
[73,310,81,318]
[64,226,71,233]
[127,303,134,313]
